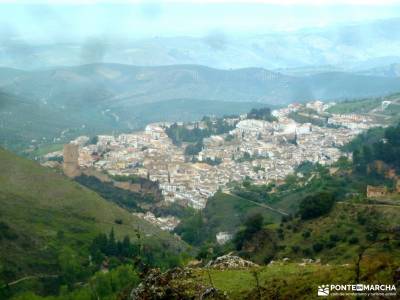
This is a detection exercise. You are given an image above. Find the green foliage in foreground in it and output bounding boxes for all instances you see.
[0,148,188,298]
[10,265,140,300]
[13,261,396,300]
[199,260,398,300]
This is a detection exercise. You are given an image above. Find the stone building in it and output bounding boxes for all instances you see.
[366,185,387,199]
[63,143,81,178]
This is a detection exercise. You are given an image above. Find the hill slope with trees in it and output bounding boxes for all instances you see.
[0,148,188,298]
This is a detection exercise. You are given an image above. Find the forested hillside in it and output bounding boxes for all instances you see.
[0,148,188,299]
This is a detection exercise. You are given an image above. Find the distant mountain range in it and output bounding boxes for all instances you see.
[1,63,400,152]
[2,18,400,71]
[358,63,400,77]
[2,63,400,106]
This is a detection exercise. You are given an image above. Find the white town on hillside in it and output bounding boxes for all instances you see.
[42,100,382,230]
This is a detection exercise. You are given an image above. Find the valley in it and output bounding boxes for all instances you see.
[1,63,400,154]
[1,3,400,299]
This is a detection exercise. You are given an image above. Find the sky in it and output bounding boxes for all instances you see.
[1,1,400,41]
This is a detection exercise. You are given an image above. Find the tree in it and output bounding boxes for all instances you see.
[298,192,335,220]
[174,213,206,246]
[234,213,264,250]
[312,242,324,252]
[244,213,264,234]
[121,235,133,257]
[107,228,118,256]
[247,107,277,122]
[92,272,112,298]
[58,247,83,288]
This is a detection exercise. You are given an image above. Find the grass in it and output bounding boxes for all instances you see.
[190,262,386,299]
[274,202,400,264]
[202,192,282,235]
[28,144,64,158]
[327,97,382,114]
[326,93,400,127]
[0,148,188,285]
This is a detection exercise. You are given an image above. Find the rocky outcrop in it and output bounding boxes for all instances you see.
[129,268,227,300]
[205,254,259,270]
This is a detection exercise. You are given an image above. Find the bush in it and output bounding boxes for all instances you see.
[326,241,336,249]
[366,231,378,242]
[233,213,264,250]
[277,228,284,240]
[291,245,300,253]
[312,242,324,253]
[0,221,18,240]
[356,213,367,225]
[244,213,264,234]
[348,237,359,244]
[302,230,311,239]
[298,192,335,220]
[302,248,312,256]
[329,234,340,242]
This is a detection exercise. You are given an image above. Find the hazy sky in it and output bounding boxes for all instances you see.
[1,1,400,41]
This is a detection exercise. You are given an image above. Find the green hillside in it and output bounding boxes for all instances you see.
[327,92,400,125]
[5,123,400,299]
[2,63,400,153]
[0,91,266,154]
[174,192,283,247]
[0,92,116,153]
[13,200,400,300]
[0,148,188,297]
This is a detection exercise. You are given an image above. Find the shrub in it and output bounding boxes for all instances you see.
[277,228,284,240]
[356,213,367,225]
[299,192,335,220]
[329,234,340,242]
[302,248,312,256]
[233,213,264,250]
[348,237,359,244]
[291,245,300,253]
[366,231,378,242]
[302,230,311,239]
[326,241,336,249]
[312,242,324,252]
